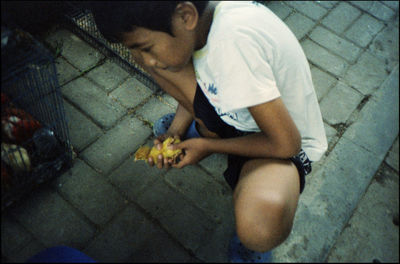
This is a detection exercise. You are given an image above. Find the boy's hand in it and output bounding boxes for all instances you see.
[170,138,211,169]
[148,134,181,169]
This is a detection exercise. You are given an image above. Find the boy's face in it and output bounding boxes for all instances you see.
[122,3,199,73]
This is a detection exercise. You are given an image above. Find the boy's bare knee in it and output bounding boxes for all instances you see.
[235,192,294,252]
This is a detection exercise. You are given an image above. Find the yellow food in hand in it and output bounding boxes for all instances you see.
[134,137,182,162]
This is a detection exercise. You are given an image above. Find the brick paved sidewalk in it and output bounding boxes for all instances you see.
[2,1,399,262]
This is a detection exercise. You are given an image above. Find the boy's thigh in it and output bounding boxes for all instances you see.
[233,158,301,223]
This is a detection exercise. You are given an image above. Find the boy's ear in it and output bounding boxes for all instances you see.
[174,2,199,31]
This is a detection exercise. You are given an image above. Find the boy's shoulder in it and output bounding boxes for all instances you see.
[211,1,282,38]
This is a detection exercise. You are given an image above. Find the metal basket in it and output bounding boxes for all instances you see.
[1,27,72,210]
[63,3,160,92]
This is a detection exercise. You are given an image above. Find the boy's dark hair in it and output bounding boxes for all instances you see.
[88,1,208,43]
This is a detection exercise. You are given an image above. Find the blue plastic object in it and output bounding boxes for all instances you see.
[153,113,175,137]
[153,113,200,139]
[26,246,96,263]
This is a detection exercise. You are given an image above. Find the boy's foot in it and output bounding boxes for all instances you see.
[153,113,175,137]
[228,234,272,263]
[153,113,201,139]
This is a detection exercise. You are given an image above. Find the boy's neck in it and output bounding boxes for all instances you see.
[195,1,219,50]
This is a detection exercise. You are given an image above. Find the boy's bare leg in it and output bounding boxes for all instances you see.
[233,158,301,252]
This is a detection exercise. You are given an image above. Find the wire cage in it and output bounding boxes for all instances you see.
[63,2,160,92]
[1,27,73,210]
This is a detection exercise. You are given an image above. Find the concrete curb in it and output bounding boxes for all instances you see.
[273,65,399,262]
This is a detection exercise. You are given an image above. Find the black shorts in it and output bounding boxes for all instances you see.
[223,149,312,194]
[192,83,312,194]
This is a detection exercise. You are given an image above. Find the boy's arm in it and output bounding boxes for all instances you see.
[210,97,301,158]
[172,97,301,168]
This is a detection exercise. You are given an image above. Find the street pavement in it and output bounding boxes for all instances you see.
[1,1,399,262]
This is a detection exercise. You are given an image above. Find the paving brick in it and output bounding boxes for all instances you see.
[136,179,216,253]
[368,22,399,72]
[350,1,374,12]
[285,1,328,20]
[45,29,104,72]
[195,222,235,262]
[343,65,399,157]
[110,77,154,109]
[63,100,103,152]
[369,1,396,20]
[128,223,197,262]
[381,0,399,10]
[321,2,362,34]
[385,137,399,172]
[199,153,228,184]
[81,116,152,175]
[301,39,349,77]
[9,239,46,263]
[319,81,363,125]
[84,204,194,262]
[343,51,388,95]
[284,12,316,40]
[159,93,179,110]
[351,1,396,21]
[326,163,399,262]
[372,63,399,103]
[108,155,165,201]
[310,67,337,102]
[164,165,233,223]
[135,96,176,126]
[85,60,130,92]
[272,137,383,262]
[57,159,126,226]
[1,215,33,257]
[315,1,338,9]
[62,77,126,129]
[266,1,292,20]
[323,122,338,147]
[309,26,362,63]
[344,13,385,47]
[54,57,80,86]
[8,187,96,249]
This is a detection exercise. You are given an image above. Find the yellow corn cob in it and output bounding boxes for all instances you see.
[134,137,182,162]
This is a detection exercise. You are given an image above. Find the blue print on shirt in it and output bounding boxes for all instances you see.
[199,80,238,122]
[216,107,239,121]
[207,83,217,95]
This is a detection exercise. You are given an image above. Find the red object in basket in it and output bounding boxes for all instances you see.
[2,107,42,144]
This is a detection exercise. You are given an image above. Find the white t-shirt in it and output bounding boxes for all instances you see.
[193,1,327,161]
